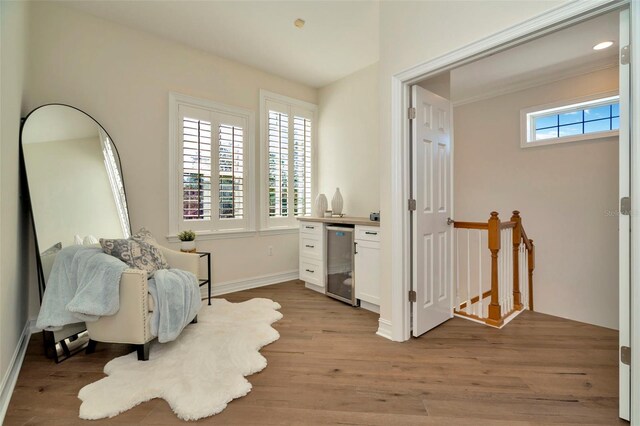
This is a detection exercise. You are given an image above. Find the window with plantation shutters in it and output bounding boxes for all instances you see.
[169,93,254,237]
[261,91,316,230]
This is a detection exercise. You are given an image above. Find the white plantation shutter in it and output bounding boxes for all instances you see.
[263,95,315,228]
[218,124,244,219]
[293,115,312,216]
[268,111,289,217]
[173,97,251,234]
[182,115,212,221]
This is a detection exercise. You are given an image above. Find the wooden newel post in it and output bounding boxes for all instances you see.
[487,211,503,327]
[511,210,523,310]
[528,239,535,311]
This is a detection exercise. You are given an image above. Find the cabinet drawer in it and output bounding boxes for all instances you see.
[300,258,323,287]
[300,221,323,237]
[300,234,322,259]
[355,226,380,242]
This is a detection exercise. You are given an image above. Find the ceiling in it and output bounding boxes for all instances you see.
[62,1,380,88]
[448,11,620,104]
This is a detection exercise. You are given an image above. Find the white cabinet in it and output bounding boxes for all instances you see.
[354,225,380,309]
[299,220,325,293]
[298,220,380,310]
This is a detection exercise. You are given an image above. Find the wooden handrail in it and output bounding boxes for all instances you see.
[499,221,516,229]
[454,221,488,230]
[520,224,532,251]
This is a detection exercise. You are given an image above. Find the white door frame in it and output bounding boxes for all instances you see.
[391,0,637,418]
[629,2,640,421]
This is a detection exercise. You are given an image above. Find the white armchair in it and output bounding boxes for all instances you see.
[85,247,200,360]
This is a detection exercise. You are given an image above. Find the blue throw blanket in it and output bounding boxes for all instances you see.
[36,246,202,342]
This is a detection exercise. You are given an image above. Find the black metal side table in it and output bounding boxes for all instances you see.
[196,251,212,305]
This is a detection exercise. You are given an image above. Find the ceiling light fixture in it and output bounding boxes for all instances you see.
[294,18,305,29]
[593,41,614,50]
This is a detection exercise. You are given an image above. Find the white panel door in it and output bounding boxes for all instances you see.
[411,85,453,337]
[619,8,631,422]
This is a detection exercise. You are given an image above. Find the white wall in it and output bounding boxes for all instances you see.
[377,0,569,326]
[454,67,619,329]
[0,0,31,405]
[318,63,379,217]
[25,2,318,313]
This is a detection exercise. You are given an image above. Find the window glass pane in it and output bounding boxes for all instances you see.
[584,105,610,121]
[584,118,611,134]
[535,114,558,130]
[612,103,620,117]
[535,128,557,140]
[559,123,582,137]
[559,111,581,125]
[612,117,620,130]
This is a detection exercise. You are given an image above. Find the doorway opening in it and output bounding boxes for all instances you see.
[392,0,629,417]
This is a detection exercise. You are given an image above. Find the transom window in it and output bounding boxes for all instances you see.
[521,94,620,148]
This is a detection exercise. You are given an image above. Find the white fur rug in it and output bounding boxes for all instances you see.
[78,298,282,421]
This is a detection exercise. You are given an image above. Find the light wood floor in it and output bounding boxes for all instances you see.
[5,280,625,425]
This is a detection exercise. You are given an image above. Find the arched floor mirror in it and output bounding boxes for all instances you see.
[20,104,131,362]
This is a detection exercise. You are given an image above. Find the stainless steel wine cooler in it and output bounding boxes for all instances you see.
[325,225,356,306]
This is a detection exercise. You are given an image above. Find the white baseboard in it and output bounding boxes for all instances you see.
[304,282,324,294]
[203,270,299,298]
[0,319,35,423]
[360,300,380,314]
[376,317,393,340]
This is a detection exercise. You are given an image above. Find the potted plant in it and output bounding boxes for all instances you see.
[178,230,196,252]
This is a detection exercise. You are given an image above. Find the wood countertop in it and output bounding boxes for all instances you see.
[297,216,380,227]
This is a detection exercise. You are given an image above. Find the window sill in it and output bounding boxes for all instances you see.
[166,229,257,242]
[521,130,618,148]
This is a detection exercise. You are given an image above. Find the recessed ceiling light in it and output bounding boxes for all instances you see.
[294,18,305,29]
[593,41,614,50]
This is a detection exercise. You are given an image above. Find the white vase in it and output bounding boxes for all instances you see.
[331,188,343,215]
[181,240,196,252]
[314,194,328,218]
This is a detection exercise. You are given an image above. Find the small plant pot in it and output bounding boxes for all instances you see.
[180,240,196,253]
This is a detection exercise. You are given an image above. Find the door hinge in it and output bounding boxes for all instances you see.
[621,197,631,216]
[409,290,417,303]
[621,45,630,65]
[408,199,417,211]
[408,107,416,120]
[621,346,631,366]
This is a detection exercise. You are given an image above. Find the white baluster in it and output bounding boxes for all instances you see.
[466,230,471,315]
[455,229,460,311]
[477,230,483,319]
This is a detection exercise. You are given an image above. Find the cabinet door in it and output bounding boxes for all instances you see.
[355,240,380,305]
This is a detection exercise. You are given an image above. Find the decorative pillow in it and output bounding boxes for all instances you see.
[100,238,168,277]
[131,227,160,247]
[131,227,169,268]
[41,242,62,256]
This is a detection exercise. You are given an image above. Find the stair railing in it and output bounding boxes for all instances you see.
[453,210,535,327]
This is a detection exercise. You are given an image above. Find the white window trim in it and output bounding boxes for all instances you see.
[168,92,255,239]
[259,90,318,231]
[520,90,619,148]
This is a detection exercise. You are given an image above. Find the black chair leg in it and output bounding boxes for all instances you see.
[86,339,98,355]
[191,315,198,324]
[136,342,150,361]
